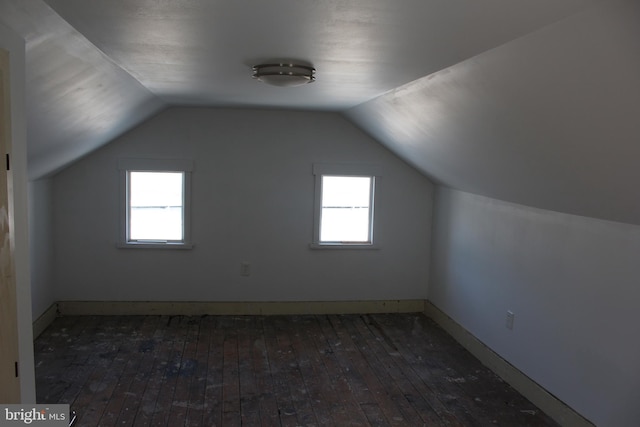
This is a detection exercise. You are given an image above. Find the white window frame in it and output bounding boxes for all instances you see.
[118,158,194,249]
[310,163,381,250]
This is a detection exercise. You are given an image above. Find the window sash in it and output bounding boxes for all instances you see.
[127,171,186,242]
[319,175,374,244]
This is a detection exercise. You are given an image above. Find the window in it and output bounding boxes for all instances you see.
[129,171,184,241]
[311,164,380,249]
[118,158,193,249]
[320,176,373,242]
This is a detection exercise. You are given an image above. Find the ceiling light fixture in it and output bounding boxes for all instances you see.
[252,63,316,87]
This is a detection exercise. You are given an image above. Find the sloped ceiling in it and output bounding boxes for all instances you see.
[3,0,640,225]
[347,0,640,224]
[0,0,164,179]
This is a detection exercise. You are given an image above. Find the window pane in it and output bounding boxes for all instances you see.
[320,176,372,242]
[129,171,184,240]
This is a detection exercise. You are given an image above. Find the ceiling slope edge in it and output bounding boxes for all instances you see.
[344,0,640,225]
[0,0,166,180]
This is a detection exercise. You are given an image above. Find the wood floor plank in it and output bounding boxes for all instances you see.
[166,316,201,427]
[316,315,387,425]
[98,316,149,424]
[72,316,138,426]
[220,316,241,427]
[201,316,224,427]
[252,317,281,427]
[35,315,101,405]
[286,315,336,426]
[328,315,422,426]
[148,315,191,427]
[370,313,493,426]
[349,314,444,426]
[100,315,163,427]
[370,313,557,426]
[35,313,560,427]
[360,402,392,427]
[114,315,166,427]
[54,317,110,417]
[305,315,370,426]
[261,316,302,427]
[359,314,466,426]
[272,316,320,427]
[182,316,210,426]
[399,313,557,426]
[131,316,178,427]
[236,316,262,427]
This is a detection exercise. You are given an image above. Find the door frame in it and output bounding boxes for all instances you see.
[0,47,21,403]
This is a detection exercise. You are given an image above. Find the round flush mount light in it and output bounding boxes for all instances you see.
[252,63,316,87]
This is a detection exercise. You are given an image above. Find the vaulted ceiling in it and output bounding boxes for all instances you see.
[2,0,640,224]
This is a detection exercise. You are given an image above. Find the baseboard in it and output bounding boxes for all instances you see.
[32,303,59,338]
[424,301,594,427]
[57,299,426,316]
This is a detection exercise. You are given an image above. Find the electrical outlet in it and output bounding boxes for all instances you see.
[505,311,515,330]
[240,262,251,277]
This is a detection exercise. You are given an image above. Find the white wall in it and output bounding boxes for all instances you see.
[0,22,35,403]
[53,107,433,302]
[29,179,54,320]
[430,187,640,427]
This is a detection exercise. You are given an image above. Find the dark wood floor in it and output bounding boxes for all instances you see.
[34,313,558,426]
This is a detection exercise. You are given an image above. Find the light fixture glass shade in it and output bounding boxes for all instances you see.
[252,63,316,87]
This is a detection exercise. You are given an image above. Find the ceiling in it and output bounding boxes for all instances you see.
[3,0,640,224]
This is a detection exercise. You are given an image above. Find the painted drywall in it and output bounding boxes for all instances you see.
[28,179,54,321]
[0,22,35,403]
[429,187,640,427]
[53,107,433,302]
[347,0,640,226]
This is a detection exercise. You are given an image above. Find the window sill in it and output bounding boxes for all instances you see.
[117,242,194,250]
[309,243,379,250]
